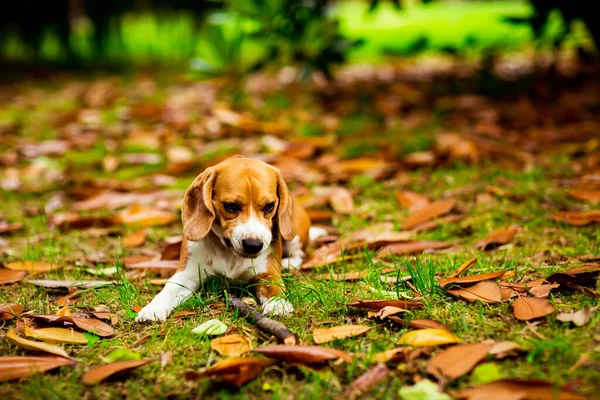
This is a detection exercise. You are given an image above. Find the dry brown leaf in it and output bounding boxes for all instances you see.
[200,357,274,387]
[556,307,593,327]
[23,314,115,337]
[551,210,600,226]
[252,345,352,364]
[449,257,478,278]
[210,335,253,357]
[529,283,561,298]
[305,209,335,222]
[427,343,492,381]
[116,204,176,227]
[408,319,449,330]
[0,269,27,285]
[512,297,554,321]
[345,363,389,399]
[454,379,587,400]
[0,356,76,382]
[313,325,372,344]
[6,329,70,358]
[395,191,430,210]
[368,306,407,319]
[57,306,72,316]
[567,190,600,204]
[122,230,146,248]
[402,199,456,230]
[315,270,368,281]
[447,280,503,304]
[3,261,61,275]
[378,241,452,257]
[24,327,88,345]
[27,280,114,289]
[474,226,520,251]
[546,264,600,287]
[329,187,355,214]
[0,303,24,320]
[398,328,460,347]
[488,341,524,359]
[49,212,117,231]
[374,348,411,363]
[345,296,425,311]
[82,359,154,385]
[440,271,507,287]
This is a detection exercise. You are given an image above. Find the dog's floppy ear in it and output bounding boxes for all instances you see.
[275,169,295,241]
[181,168,216,241]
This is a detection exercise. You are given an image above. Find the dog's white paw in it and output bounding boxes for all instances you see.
[135,304,170,323]
[262,298,294,316]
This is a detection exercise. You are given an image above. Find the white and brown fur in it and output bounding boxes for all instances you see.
[136,156,314,322]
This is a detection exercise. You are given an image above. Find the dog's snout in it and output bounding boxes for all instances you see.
[242,239,263,254]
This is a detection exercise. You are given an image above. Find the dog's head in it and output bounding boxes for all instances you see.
[181,156,295,258]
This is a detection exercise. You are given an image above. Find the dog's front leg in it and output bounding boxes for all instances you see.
[135,263,204,323]
[253,259,294,317]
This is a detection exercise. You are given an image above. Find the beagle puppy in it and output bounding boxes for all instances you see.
[136,155,311,322]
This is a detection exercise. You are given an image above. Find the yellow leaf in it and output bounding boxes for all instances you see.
[116,204,176,227]
[6,329,70,358]
[398,329,460,347]
[3,261,61,276]
[24,327,88,345]
[210,334,253,357]
[57,306,72,316]
[122,230,147,248]
[313,325,372,344]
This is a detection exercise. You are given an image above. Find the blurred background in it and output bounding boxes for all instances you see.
[1,0,597,78]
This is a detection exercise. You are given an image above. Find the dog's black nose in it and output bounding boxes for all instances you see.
[242,239,263,254]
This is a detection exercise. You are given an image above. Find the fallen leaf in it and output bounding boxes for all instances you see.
[211,335,253,357]
[568,190,600,204]
[378,241,453,257]
[529,283,561,298]
[116,204,176,227]
[402,199,456,229]
[488,341,524,359]
[27,280,115,289]
[440,271,507,287]
[345,296,424,311]
[454,379,587,400]
[252,345,351,364]
[23,315,115,337]
[374,347,410,363]
[408,319,449,330]
[315,270,369,281]
[399,379,453,400]
[199,357,274,387]
[0,269,27,285]
[474,226,520,251]
[84,266,118,276]
[305,209,335,222]
[3,261,61,275]
[49,212,117,231]
[6,329,70,358]
[0,221,23,234]
[82,359,154,385]
[192,319,228,336]
[329,187,354,214]
[398,328,460,347]
[395,191,430,210]
[105,348,142,362]
[23,327,88,345]
[160,240,182,260]
[546,264,600,287]
[447,281,503,304]
[449,257,478,278]
[122,230,146,248]
[556,307,593,327]
[346,363,388,399]
[313,325,372,344]
[427,343,492,381]
[0,303,24,320]
[0,356,75,382]
[551,210,600,226]
[512,297,554,321]
[368,306,407,319]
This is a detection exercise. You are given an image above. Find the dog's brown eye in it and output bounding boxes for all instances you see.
[224,202,241,213]
[263,202,275,213]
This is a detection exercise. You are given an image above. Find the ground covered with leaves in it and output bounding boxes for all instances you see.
[0,58,599,399]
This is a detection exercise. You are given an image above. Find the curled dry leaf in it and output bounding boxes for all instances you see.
[23,314,115,337]
[82,359,154,385]
[556,307,593,327]
[313,325,372,344]
[0,356,76,383]
[454,379,587,400]
[512,297,554,321]
[116,204,176,227]
[345,363,389,399]
[546,264,600,287]
[474,226,520,251]
[345,296,424,311]
[57,306,72,316]
[0,269,27,285]
[200,357,274,387]
[23,327,88,345]
[395,191,430,210]
[378,241,453,257]
[252,345,352,364]
[374,347,411,363]
[551,210,600,226]
[398,328,460,347]
[329,187,354,214]
[408,319,449,330]
[529,283,561,298]
[488,341,524,359]
[210,334,253,357]
[427,343,492,381]
[402,199,456,230]
[122,230,146,248]
[440,271,506,287]
[567,190,600,204]
[3,261,61,275]
[449,257,478,279]
[368,306,407,319]
[447,280,503,304]
[6,329,70,358]
[0,303,24,320]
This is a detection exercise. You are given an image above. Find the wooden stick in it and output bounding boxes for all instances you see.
[228,296,297,345]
